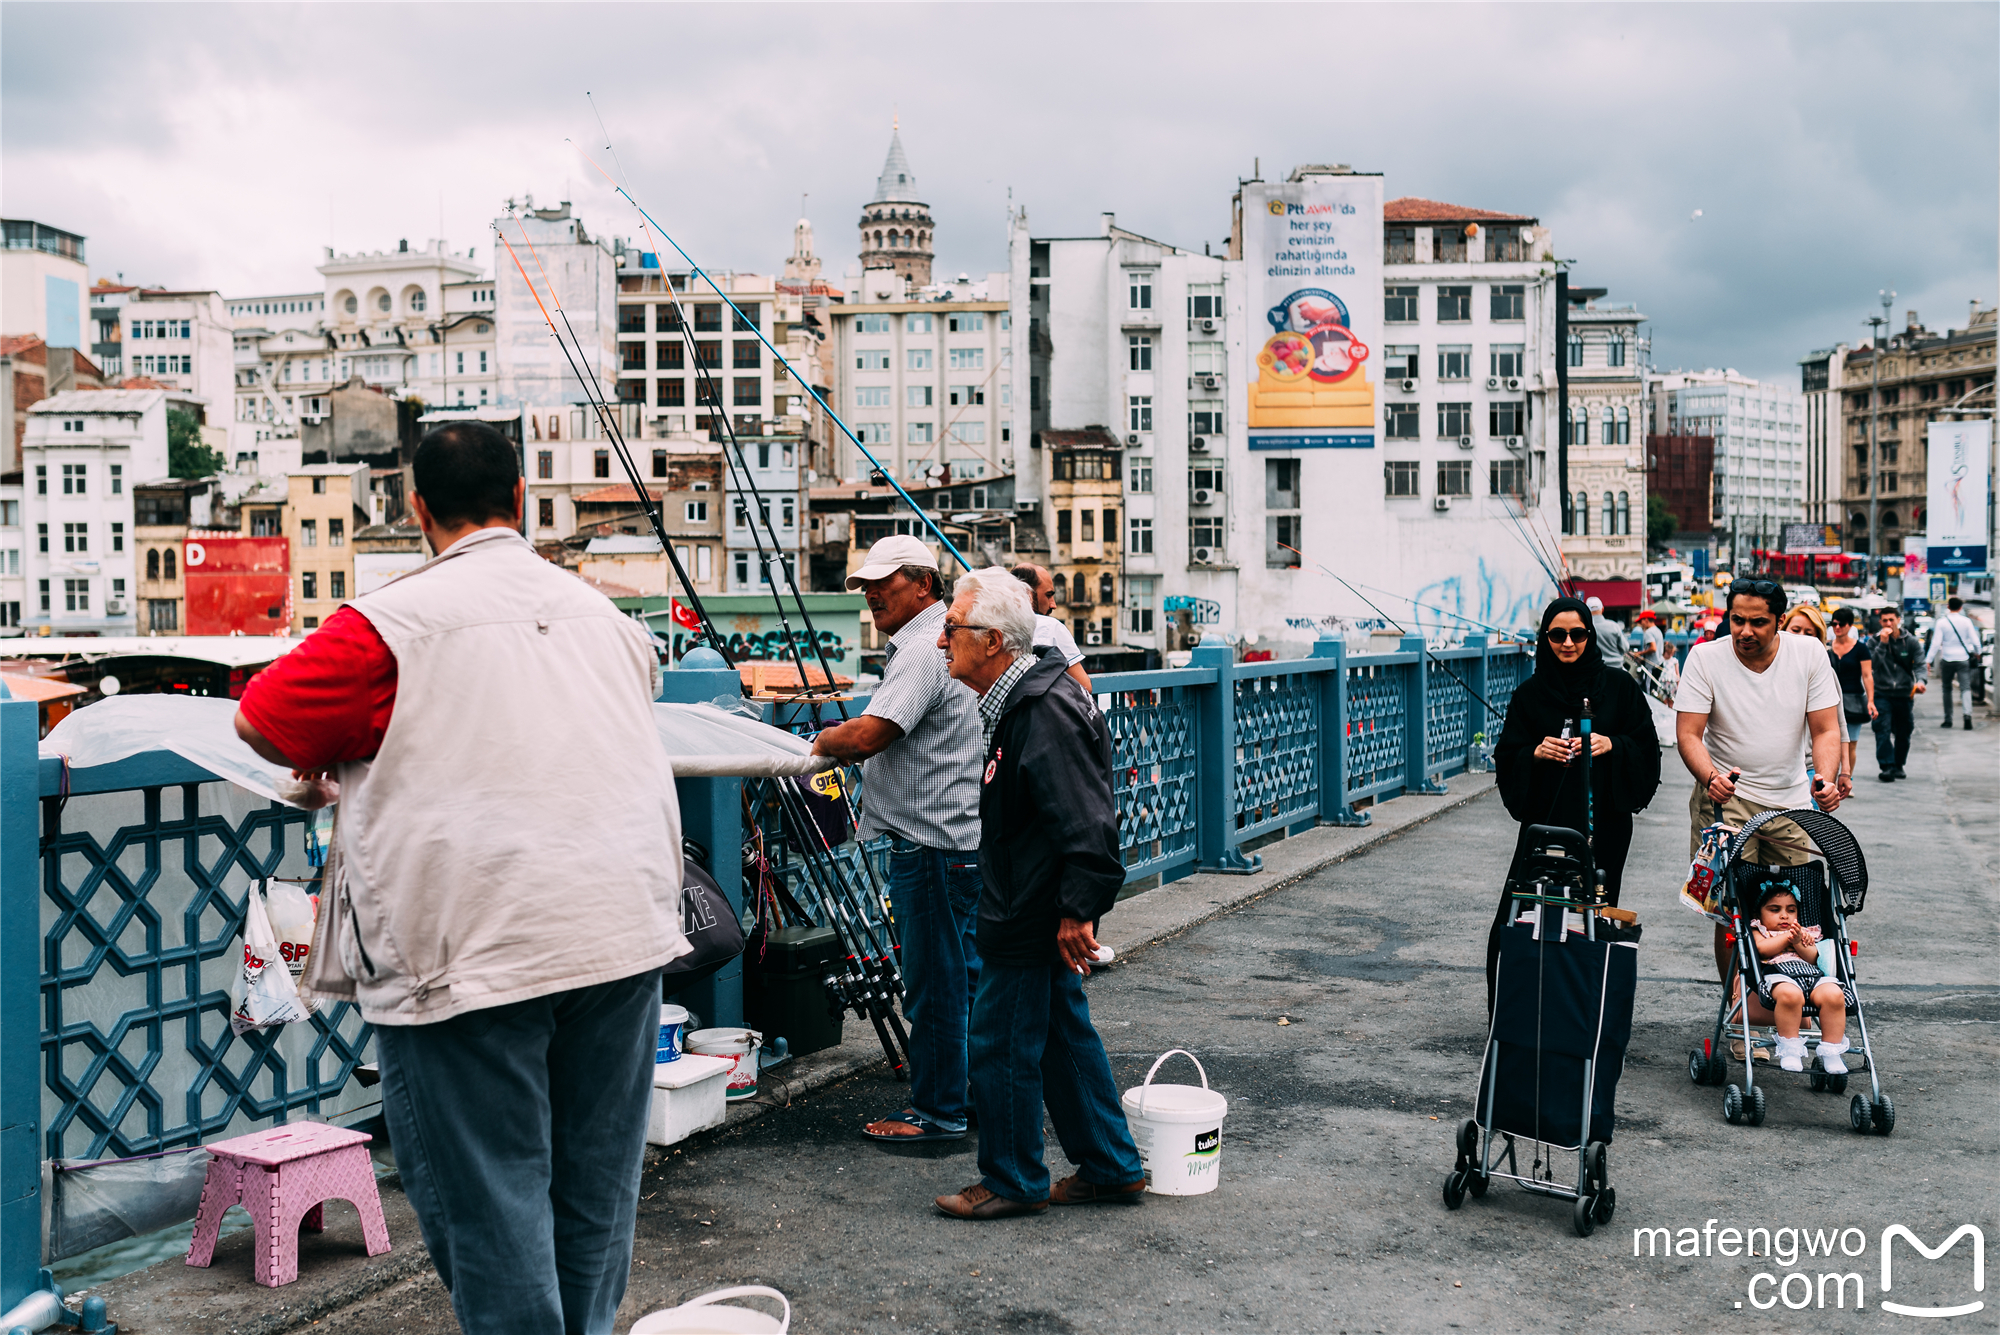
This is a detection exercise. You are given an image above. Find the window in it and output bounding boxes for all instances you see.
[0,499,13,526]
[111,523,124,552]
[734,378,760,406]
[38,580,49,613]
[148,600,177,632]
[1057,510,1073,543]
[1490,345,1525,379]
[1386,403,1420,439]
[1490,400,1525,438]
[62,463,85,495]
[948,421,986,444]
[1081,510,1096,542]
[1099,573,1115,604]
[1437,460,1472,497]
[114,463,128,492]
[621,342,646,371]
[1566,331,1583,367]
[903,347,934,373]
[331,571,346,600]
[1189,463,1225,495]
[1438,345,1472,381]
[312,476,326,495]
[1187,284,1223,320]
[1437,286,1472,322]
[1489,285,1525,321]
[64,578,88,613]
[163,548,176,580]
[907,422,933,444]
[947,384,985,407]
[1385,226,1416,264]
[691,304,722,333]
[1601,491,1616,534]
[537,450,553,479]
[685,500,709,524]
[726,340,758,370]
[1267,515,1302,568]
[1568,403,1589,446]
[693,341,721,369]
[302,571,318,600]
[855,314,890,334]
[856,386,890,408]
[1129,517,1154,553]
[733,552,750,587]
[1383,345,1419,380]
[1127,577,1156,634]
[906,385,933,408]
[1605,333,1626,367]
[660,379,685,407]
[1573,491,1590,535]
[1128,396,1153,432]
[947,312,984,333]
[1385,286,1419,323]
[329,518,344,546]
[1189,516,1225,550]
[1266,459,1300,509]
[1490,459,1526,496]
[538,496,556,527]
[478,351,488,374]
[1128,271,1153,310]
[732,303,759,332]
[906,313,933,334]
[855,349,890,371]
[1129,458,1153,493]
[1189,400,1223,436]
[1437,402,1472,440]
[146,549,160,580]
[1434,227,1466,262]
[62,522,86,553]
[1613,405,1631,444]
[593,449,610,479]
[782,498,796,529]
[1128,335,1153,371]
[1385,460,1421,497]
[657,340,685,370]
[1616,490,1631,535]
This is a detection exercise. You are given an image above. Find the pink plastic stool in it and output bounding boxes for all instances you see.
[185,1123,391,1286]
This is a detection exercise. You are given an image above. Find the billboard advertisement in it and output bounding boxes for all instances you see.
[1780,523,1841,555]
[1926,420,1990,575]
[184,535,291,636]
[1243,174,1383,450]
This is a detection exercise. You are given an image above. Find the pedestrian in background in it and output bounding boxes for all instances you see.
[1928,595,1980,731]
[1586,595,1626,669]
[236,422,688,1335]
[812,535,984,1143]
[931,569,1141,1220]
[1675,578,1845,993]
[1868,607,1927,779]
[1010,563,1094,691]
[1826,606,1875,784]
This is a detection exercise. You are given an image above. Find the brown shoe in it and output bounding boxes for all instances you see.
[1050,1174,1146,1206]
[934,1182,1047,1220]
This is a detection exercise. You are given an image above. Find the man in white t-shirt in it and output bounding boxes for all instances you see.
[1676,577,1845,981]
[1010,564,1093,692]
[1927,595,1981,730]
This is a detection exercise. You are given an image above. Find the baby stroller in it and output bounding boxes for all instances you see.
[1687,807,1892,1134]
[1444,823,1641,1237]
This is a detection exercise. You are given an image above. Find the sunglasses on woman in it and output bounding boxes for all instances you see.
[1545,628,1591,644]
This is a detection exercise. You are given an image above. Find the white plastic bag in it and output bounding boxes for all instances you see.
[230,881,313,1035]
[263,879,318,977]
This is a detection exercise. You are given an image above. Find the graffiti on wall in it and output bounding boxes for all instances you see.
[1412,558,1551,640]
[1163,596,1224,625]
[670,628,853,664]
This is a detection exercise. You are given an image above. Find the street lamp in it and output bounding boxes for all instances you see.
[1864,289,1894,588]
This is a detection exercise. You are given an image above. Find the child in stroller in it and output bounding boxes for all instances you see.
[1749,880,1853,1074]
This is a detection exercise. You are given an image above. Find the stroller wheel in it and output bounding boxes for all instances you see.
[1594,1186,1617,1224]
[1573,1195,1597,1238]
[1707,1054,1728,1086]
[1872,1094,1896,1136]
[1826,1072,1848,1095]
[1687,1049,1707,1085]
[1808,1070,1826,1092]
[1457,1119,1481,1159]
[1746,1085,1768,1127]
[1723,1083,1744,1124]
[1467,1170,1489,1198]
[1584,1142,1608,1192]
[1849,1093,1871,1133]
[1442,1171,1467,1210]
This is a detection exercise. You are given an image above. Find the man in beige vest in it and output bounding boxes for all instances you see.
[235,421,688,1335]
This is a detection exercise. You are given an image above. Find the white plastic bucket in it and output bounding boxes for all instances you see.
[1121,1049,1228,1196]
[631,1284,790,1334]
[686,1027,761,1099]
[657,1004,691,1063]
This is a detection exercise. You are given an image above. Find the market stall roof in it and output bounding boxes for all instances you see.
[0,674,87,703]
[0,637,302,668]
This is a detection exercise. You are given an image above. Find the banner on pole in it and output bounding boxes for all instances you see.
[1926,420,1990,575]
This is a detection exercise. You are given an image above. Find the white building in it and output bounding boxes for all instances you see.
[0,475,23,632]
[22,389,168,635]
[1649,369,1805,568]
[1558,286,1649,608]
[90,284,235,445]
[1010,173,1566,657]
[1799,345,1848,529]
[1,220,89,350]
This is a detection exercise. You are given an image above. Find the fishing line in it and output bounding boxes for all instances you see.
[1354,583,1531,641]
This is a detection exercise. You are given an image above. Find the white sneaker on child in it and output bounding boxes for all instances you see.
[1818,1039,1850,1075]
[1776,1036,1808,1072]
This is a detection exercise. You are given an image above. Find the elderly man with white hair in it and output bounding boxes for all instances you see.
[929,568,1142,1220]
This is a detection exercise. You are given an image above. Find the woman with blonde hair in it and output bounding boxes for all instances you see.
[1782,603,1827,641]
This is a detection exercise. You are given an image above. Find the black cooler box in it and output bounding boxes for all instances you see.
[743,925,845,1058]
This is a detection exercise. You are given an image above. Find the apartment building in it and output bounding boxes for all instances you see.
[0,476,22,633]
[284,463,371,632]
[89,284,235,449]
[1,219,89,351]
[21,388,166,634]
[612,259,782,440]
[133,478,218,634]
[1558,286,1649,608]
[1649,369,1805,568]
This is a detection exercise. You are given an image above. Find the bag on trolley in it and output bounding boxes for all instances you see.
[1481,919,1637,1148]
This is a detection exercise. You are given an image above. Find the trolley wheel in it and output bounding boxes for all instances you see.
[1808,1070,1826,1092]
[1584,1142,1607,1193]
[1746,1085,1767,1126]
[1443,1172,1466,1210]
[1687,1049,1708,1085]
[1707,1054,1728,1086]
[1467,1170,1489,1198]
[1872,1094,1895,1136]
[1457,1119,1480,1159]
[1573,1195,1597,1237]
[1849,1093,1871,1133]
[1594,1186,1617,1225]
[1723,1083,1744,1124]
[1826,1072,1848,1095]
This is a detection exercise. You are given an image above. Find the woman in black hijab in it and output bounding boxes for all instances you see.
[1488,596,1662,1004]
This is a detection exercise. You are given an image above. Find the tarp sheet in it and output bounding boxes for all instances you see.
[40,694,832,807]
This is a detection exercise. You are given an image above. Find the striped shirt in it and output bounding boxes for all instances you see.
[858,599,983,851]
[978,653,1036,755]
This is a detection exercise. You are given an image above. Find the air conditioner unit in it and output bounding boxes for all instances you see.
[1486,377,1501,390]
[1506,377,1523,391]
[1200,318,1219,333]
[1126,433,1141,446]
[105,600,126,615]
[1085,633,1103,646]
[1192,546,1216,565]
[1433,497,1452,512]
[1191,488,1215,506]
[1016,499,1039,512]
[1196,375,1221,391]
[1189,436,1209,453]
[1505,435,1523,450]
[1457,435,1474,450]
[1399,378,1418,393]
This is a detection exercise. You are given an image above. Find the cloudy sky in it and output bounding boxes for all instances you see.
[4,3,1994,382]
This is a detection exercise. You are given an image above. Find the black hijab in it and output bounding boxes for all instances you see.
[1528,596,1605,711]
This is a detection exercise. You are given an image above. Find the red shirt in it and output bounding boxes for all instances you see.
[238,606,399,768]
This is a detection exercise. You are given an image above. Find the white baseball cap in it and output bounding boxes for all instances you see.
[1585,596,1605,613]
[846,533,939,589]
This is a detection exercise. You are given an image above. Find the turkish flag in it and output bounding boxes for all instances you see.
[670,600,702,631]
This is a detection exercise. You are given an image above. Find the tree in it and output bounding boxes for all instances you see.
[168,409,226,479]
[1647,493,1679,545]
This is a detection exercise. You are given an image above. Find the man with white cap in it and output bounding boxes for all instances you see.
[1587,595,1626,669]
[812,535,984,1142]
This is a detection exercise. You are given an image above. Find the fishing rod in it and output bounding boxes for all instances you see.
[771,777,904,996]
[494,221,733,664]
[1281,543,1508,718]
[570,125,971,571]
[1354,583,1533,642]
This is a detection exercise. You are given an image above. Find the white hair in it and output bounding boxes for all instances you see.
[955,566,1036,658]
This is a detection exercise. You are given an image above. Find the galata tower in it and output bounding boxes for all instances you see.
[858,120,932,286]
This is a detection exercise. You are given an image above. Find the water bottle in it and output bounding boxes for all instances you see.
[1560,718,1575,766]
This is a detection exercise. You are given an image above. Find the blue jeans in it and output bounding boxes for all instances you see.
[888,838,981,1130]
[969,960,1144,1204]
[374,968,662,1335]
[1872,694,1915,770]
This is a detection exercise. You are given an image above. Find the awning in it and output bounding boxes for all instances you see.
[1573,579,1643,609]
[1,674,87,703]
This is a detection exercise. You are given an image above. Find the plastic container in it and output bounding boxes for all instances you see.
[1121,1049,1229,1197]
[631,1284,790,1333]
[646,1053,733,1147]
[657,1004,691,1064]
[686,1028,762,1100]
[744,926,843,1059]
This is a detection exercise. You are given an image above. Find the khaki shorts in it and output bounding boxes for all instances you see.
[1688,787,1811,867]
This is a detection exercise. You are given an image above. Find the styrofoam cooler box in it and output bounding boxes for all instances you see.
[647,1053,734,1147]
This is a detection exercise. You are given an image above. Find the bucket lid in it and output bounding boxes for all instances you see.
[1122,1083,1228,1123]
[659,1004,691,1023]
[686,1027,761,1054]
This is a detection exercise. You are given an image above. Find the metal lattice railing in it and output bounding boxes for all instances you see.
[1344,658,1411,801]
[1231,671,1321,839]
[1101,684,1200,879]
